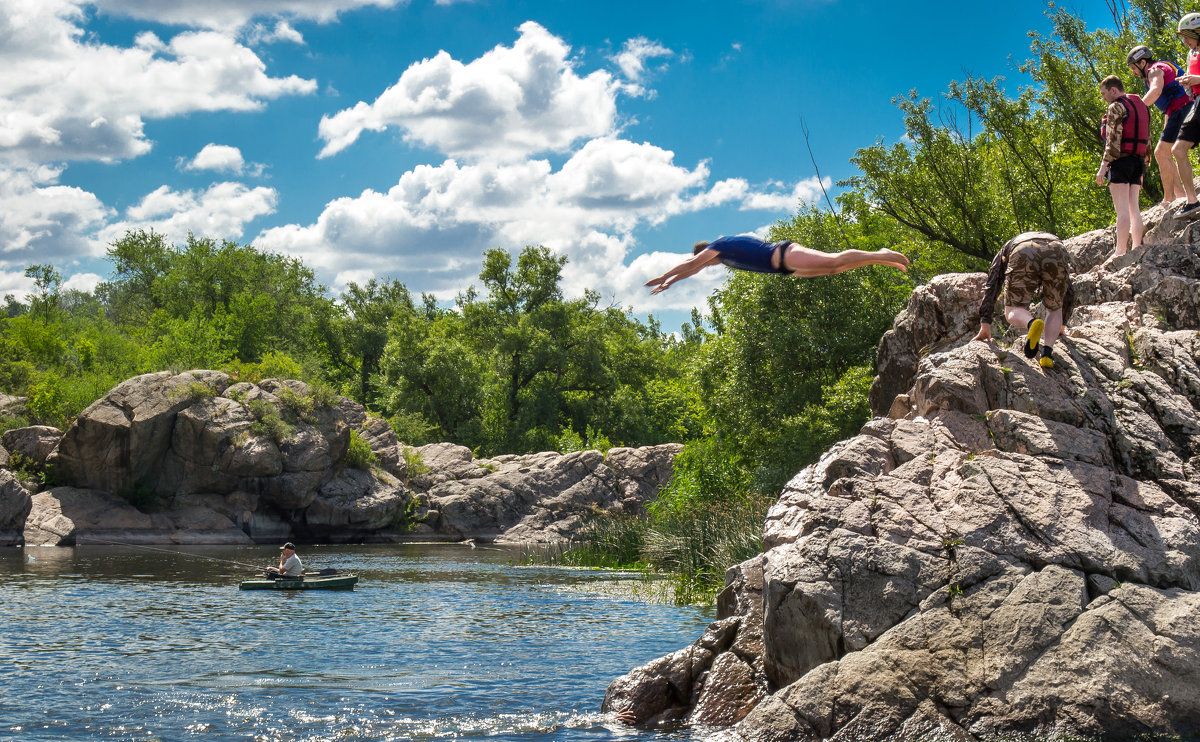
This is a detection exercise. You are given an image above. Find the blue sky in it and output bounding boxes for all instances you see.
[1,0,1113,330]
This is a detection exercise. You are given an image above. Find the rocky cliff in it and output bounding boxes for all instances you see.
[0,372,679,546]
[604,203,1200,740]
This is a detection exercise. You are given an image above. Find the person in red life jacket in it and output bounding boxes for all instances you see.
[1170,13,1200,219]
[1127,45,1191,204]
[1097,75,1148,264]
[644,235,909,295]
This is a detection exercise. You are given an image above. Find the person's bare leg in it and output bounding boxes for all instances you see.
[1172,138,1198,203]
[1043,308,1063,348]
[1109,183,1131,256]
[1156,141,1182,203]
[1129,184,1144,249]
[1004,306,1033,329]
[783,245,908,277]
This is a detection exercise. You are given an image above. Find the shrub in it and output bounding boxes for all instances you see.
[344,429,377,470]
[276,385,316,423]
[246,398,293,442]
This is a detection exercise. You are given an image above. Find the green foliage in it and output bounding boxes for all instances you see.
[344,429,377,470]
[562,493,773,603]
[400,446,430,487]
[846,1,1187,264]
[555,424,613,454]
[276,385,317,424]
[226,351,304,384]
[246,399,293,442]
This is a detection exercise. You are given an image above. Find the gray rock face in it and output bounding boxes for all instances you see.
[1,425,63,467]
[617,210,1200,738]
[23,486,251,546]
[33,372,402,543]
[0,470,32,545]
[406,443,682,543]
[0,371,681,546]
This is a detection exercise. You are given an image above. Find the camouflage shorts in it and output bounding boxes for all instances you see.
[1004,238,1070,311]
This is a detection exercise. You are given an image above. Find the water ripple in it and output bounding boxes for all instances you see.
[0,544,711,741]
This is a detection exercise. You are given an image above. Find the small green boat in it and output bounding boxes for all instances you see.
[239,573,359,590]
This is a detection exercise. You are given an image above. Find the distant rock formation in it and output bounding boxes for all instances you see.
[606,203,1200,739]
[0,371,680,546]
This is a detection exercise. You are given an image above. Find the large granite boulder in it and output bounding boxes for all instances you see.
[0,470,32,545]
[48,370,232,495]
[409,443,682,543]
[23,486,251,545]
[37,372,403,543]
[1,425,63,468]
[615,207,1200,738]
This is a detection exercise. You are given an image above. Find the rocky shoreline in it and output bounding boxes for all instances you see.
[0,374,679,547]
[604,204,1200,739]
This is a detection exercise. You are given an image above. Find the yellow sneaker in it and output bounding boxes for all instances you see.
[1024,318,1044,359]
[1039,346,1054,369]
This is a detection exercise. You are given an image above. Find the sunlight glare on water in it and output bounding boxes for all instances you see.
[0,543,715,741]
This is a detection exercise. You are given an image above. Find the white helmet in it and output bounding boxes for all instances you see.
[1179,13,1200,40]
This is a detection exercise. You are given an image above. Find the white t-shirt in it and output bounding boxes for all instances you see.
[280,554,303,576]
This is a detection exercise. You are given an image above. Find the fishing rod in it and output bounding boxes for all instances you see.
[79,537,264,571]
[799,116,854,250]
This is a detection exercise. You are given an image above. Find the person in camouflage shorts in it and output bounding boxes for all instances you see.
[973,231,1075,369]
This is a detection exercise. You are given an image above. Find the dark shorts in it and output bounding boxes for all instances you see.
[1108,155,1145,186]
[1179,99,1200,145]
[1161,106,1188,144]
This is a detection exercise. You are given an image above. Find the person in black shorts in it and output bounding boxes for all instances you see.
[1096,75,1147,263]
[1173,13,1200,218]
[644,235,908,295]
[1127,45,1191,204]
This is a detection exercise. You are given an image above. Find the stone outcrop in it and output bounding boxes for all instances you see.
[0,470,32,546]
[0,371,681,545]
[23,487,252,546]
[26,371,408,544]
[401,441,682,543]
[1,425,62,468]
[611,202,1200,739]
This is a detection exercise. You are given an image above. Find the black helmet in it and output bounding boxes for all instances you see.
[1127,45,1154,65]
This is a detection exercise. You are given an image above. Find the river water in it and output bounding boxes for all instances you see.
[0,544,716,741]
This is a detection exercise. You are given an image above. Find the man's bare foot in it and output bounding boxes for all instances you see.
[880,248,910,267]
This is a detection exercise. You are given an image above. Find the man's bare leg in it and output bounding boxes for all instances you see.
[1172,138,1199,204]
[783,245,909,277]
[1109,183,1132,256]
[1156,140,1183,203]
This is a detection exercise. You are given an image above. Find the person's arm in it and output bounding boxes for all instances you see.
[973,244,1009,341]
[1097,101,1125,185]
[1142,67,1164,107]
[645,249,722,294]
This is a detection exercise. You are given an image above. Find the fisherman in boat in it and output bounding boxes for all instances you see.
[265,542,303,578]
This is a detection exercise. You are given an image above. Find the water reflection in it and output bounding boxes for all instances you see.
[0,543,711,741]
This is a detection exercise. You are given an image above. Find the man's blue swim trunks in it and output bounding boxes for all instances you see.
[708,236,794,274]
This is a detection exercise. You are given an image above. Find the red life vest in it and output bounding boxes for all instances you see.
[1148,61,1189,115]
[1188,49,1200,96]
[1099,94,1150,156]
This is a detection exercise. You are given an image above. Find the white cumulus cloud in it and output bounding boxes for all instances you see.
[185,144,246,174]
[93,0,405,31]
[97,182,278,249]
[609,36,673,97]
[256,139,822,311]
[317,21,620,161]
[0,0,316,165]
[0,164,112,271]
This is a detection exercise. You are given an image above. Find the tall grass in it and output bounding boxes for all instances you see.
[560,493,773,604]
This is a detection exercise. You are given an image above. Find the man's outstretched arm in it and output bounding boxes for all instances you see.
[645,249,721,294]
